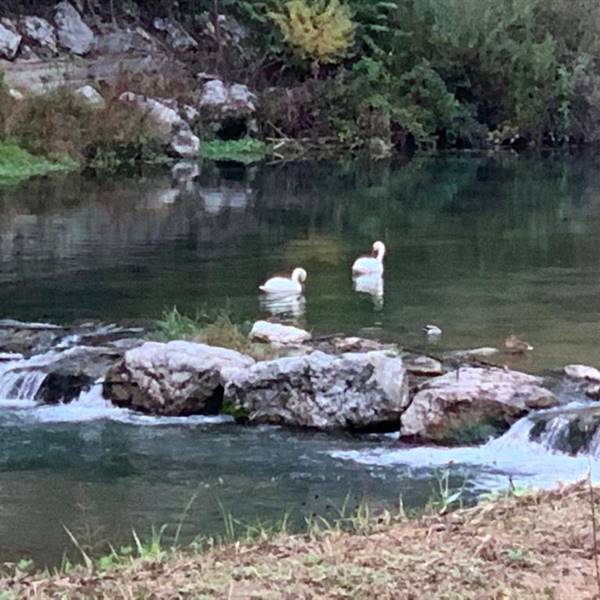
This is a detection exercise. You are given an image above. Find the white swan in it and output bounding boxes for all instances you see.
[259,267,307,296]
[352,241,386,275]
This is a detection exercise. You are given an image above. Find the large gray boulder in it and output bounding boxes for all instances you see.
[198,79,257,137]
[0,19,22,60]
[54,1,95,55]
[119,92,200,157]
[104,341,254,416]
[20,16,58,53]
[224,350,408,430]
[400,366,558,444]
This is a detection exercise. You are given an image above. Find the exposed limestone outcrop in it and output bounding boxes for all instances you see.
[225,350,408,430]
[400,366,558,444]
[104,341,254,416]
[54,1,95,56]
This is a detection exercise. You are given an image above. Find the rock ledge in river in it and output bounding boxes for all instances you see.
[104,341,254,416]
[225,350,408,430]
[400,366,558,444]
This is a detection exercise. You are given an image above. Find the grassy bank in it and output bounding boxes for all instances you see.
[2,481,598,598]
[0,143,76,183]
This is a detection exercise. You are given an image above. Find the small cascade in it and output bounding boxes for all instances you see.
[0,351,61,401]
[484,415,537,451]
[487,403,600,459]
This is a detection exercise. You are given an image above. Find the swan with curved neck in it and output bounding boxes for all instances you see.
[352,241,386,275]
[259,267,307,295]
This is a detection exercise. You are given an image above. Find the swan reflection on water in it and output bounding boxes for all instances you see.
[353,273,384,310]
[259,293,306,319]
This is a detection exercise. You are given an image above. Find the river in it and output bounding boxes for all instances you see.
[0,152,599,567]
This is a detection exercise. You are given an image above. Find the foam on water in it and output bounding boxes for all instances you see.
[330,414,600,492]
[27,386,234,426]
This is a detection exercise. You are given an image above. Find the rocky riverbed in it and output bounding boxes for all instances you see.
[2,318,599,451]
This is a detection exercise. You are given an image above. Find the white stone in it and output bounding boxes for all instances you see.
[0,19,22,60]
[8,88,24,100]
[564,364,600,383]
[54,1,95,56]
[20,16,58,53]
[182,104,199,123]
[169,123,200,158]
[249,321,311,345]
[75,84,105,108]
[119,92,182,133]
[200,79,228,106]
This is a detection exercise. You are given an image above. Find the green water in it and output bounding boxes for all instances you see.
[2,152,600,371]
[1,151,600,567]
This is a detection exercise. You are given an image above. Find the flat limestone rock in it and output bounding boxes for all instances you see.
[564,364,600,383]
[249,321,311,345]
[400,366,558,443]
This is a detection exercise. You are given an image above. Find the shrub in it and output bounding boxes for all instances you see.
[269,0,355,66]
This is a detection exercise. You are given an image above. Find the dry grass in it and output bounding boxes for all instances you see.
[3,481,600,599]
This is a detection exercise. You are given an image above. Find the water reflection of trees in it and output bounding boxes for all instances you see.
[2,153,600,279]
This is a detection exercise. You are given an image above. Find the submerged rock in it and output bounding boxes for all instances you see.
[54,1,95,56]
[225,350,408,430]
[529,405,600,457]
[36,346,122,404]
[249,321,311,345]
[0,19,22,60]
[400,366,558,444]
[104,341,254,416]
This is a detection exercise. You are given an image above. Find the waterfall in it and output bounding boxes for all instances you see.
[484,415,537,451]
[487,403,600,459]
[0,351,60,401]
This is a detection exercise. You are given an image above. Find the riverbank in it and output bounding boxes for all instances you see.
[2,481,596,599]
[3,0,600,176]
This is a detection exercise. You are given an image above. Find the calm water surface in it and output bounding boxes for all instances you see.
[1,152,600,566]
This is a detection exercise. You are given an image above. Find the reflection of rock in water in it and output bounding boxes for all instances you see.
[260,293,306,320]
[198,187,252,214]
[353,274,384,310]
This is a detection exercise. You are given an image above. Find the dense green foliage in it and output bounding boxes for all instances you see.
[183,0,600,149]
[5,0,600,153]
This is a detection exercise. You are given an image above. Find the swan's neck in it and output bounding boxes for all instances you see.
[376,247,385,262]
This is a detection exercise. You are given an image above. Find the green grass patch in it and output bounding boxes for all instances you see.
[200,138,268,164]
[0,142,77,183]
[155,306,277,360]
